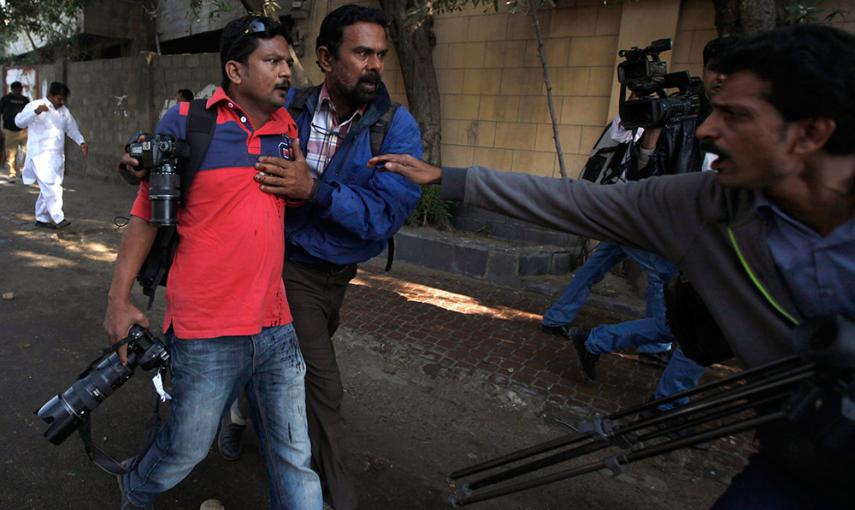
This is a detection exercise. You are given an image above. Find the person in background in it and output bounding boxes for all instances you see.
[15,81,87,229]
[0,81,30,183]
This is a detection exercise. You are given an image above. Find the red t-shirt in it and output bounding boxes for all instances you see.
[131,88,297,339]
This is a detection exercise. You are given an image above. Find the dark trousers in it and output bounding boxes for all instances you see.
[284,260,359,510]
[711,453,849,510]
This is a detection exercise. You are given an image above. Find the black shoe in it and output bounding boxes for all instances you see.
[638,350,671,368]
[540,323,571,338]
[217,414,246,461]
[55,219,71,229]
[568,327,598,380]
[34,220,54,229]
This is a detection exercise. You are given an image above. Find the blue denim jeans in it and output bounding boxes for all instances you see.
[586,247,678,355]
[652,347,706,410]
[542,243,627,328]
[122,324,322,509]
[543,243,677,354]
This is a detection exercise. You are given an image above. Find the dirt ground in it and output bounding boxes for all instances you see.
[0,174,736,509]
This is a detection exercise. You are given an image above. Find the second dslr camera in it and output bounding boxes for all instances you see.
[126,135,190,226]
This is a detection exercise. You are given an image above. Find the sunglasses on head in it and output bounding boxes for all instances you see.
[226,17,282,59]
[242,17,281,37]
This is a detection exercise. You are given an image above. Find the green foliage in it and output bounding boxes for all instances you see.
[0,0,88,45]
[407,184,454,228]
[778,0,846,24]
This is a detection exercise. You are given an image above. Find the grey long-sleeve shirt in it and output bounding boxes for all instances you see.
[441,166,817,368]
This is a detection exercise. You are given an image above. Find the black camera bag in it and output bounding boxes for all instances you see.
[137,99,217,308]
[665,273,734,366]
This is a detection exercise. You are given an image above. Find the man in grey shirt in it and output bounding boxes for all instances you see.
[365,24,853,509]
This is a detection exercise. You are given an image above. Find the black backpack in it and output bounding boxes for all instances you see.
[136,99,217,308]
[286,86,401,271]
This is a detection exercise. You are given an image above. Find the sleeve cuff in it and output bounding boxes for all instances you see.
[440,167,468,202]
[310,179,335,208]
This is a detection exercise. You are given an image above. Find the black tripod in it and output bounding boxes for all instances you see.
[448,355,835,506]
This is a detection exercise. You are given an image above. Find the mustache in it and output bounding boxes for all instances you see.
[359,72,381,85]
[275,80,291,90]
[699,140,731,160]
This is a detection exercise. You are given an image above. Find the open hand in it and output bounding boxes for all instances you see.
[367,154,443,185]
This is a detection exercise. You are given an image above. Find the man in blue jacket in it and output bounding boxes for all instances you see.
[249,5,422,509]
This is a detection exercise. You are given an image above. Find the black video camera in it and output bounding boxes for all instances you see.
[126,134,190,226]
[617,38,704,130]
[35,325,170,445]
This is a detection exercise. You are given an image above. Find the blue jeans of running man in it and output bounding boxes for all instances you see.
[651,347,706,410]
[544,243,671,353]
[542,243,705,405]
[121,324,323,509]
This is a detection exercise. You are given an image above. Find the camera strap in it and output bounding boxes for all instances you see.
[77,390,163,476]
[77,380,165,477]
[76,338,167,476]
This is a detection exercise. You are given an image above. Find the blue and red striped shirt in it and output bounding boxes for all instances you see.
[131,87,297,339]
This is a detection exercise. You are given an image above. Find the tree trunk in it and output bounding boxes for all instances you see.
[379,0,442,165]
[527,0,566,179]
[714,0,776,35]
[739,0,776,33]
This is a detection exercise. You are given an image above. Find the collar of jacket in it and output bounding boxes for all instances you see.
[303,81,393,143]
[724,188,804,327]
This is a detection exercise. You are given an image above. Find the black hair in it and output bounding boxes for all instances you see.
[715,24,855,155]
[316,4,387,59]
[219,16,292,89]
[702,36,741,71]
[10,81,22,90]
[177,89,194,101]
[48,82,70,97]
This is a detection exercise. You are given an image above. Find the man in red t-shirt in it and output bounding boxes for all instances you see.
[103,17,321,510]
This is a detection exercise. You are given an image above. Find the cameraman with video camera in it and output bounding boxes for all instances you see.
[372,24,854,508]
[545,38,737,408]
[103,16,322,509]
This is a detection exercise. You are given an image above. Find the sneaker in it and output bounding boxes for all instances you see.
[638,351,671,368]
[540,323,571,338]
[568,327,599,380]
[217,414,246,461]
[117,460,154,510]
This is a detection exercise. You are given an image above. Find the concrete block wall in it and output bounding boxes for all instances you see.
[151,53,222,110]
[62,53,220,182]
[432,2,622,177]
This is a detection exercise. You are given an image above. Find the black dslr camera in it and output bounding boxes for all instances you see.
[617,38,704,129]
[35,325,170,445]
[126,135,190,226]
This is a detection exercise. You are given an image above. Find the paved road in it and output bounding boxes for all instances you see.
[0,174,738,509]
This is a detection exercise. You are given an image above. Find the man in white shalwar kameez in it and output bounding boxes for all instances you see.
[15,82,88,229]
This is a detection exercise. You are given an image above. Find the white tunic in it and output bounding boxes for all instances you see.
[15,98,85,185]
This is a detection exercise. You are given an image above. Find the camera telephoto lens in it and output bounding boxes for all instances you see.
[35,326,170,445]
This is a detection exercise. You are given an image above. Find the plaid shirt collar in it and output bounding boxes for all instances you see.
[305,84,367,177]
